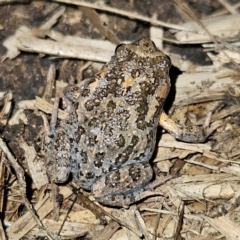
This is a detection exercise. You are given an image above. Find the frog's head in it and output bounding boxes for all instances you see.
[114,38,171,74]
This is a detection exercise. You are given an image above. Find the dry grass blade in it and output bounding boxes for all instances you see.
[173,0,240,70]
[173,70,236,105]
[0,156,6,240]
[39,6,66,30]
[208,2,240,17]
[42,64,56,101]
[3,26,116,62]
[35,96,68,120]
[0,0,28,3]
[53,0,191,31]
[19,139,48,189]
[203,215,240,239]
[93,220,120,240]
[0,138,55,240]
[170,173,238,200]
[18,36,111,62]
[29,218,102,239]
[217,0,239,14]
[174,14,240,44]
[6,187,73,239]
[81,7,120,45]
[0,92,12,124]
[173,0,219,45]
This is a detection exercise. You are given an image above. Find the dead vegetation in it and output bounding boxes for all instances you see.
[1,0,240,239]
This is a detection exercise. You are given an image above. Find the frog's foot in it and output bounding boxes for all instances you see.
[159,112,222,143]
[95,188,164,208]
[92,162,153,207]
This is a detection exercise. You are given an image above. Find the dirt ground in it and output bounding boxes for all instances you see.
[1,0,240,239]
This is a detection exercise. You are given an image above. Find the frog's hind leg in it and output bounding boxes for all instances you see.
[92,162,155,207]
[159,111,222,143]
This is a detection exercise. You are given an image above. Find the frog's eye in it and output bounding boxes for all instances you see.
[115,43,126,54]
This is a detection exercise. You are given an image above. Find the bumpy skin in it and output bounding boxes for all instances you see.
[49,38,171,207]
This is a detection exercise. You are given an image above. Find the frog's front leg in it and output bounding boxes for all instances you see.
[46,80,92,182]
[44,92,73,183]
[92,162,153,207]
[43,94,72,221]
[63,78,93,112]
[159,111,221,143]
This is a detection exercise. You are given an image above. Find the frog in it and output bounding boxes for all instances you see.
[46,38,219,207]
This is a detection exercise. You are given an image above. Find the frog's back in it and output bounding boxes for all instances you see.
[70,38,171,190]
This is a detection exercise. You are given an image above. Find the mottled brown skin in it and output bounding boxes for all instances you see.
[47,38,215,207]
